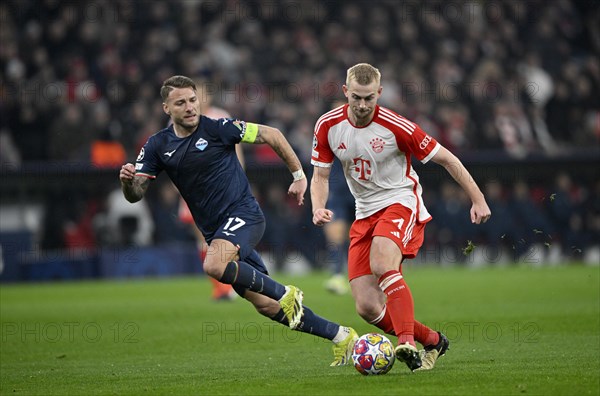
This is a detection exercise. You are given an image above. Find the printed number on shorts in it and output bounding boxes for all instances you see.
[224,217,246,232]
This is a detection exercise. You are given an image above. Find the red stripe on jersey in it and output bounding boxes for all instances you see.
[314,105,344,135]
[379,106,413,121]
[379,107,416,133]
[378,113,414,135]
[403,151,422,221]
[376,110,438,163]
[312,105,347,165]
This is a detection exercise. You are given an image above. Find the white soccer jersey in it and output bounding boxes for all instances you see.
[311,104,440,221]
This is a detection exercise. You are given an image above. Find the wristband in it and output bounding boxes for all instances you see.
[292,169,305,182]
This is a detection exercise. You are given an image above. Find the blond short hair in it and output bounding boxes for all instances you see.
[346,63,381,86]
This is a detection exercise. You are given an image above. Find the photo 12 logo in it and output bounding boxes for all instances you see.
[1,322,140,344]
[432,321,541,344]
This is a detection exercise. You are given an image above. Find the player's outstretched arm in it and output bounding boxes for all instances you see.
[119,163,150,203]
[431,146,491,224]
[311,166,334,226]
[253,125,306,205]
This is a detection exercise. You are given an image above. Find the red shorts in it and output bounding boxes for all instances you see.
[348,203,428,281]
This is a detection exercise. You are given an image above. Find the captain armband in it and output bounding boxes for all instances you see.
[240,122,259,143]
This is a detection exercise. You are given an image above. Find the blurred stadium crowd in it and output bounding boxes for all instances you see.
[0,0,599,275]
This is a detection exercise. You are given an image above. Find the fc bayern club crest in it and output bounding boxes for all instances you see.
[370,137,385,153]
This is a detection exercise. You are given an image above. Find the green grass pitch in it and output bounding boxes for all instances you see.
[1,265,599,395]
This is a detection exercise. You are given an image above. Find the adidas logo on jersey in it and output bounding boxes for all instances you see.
[337,142,347,150]
[390,231,400,238]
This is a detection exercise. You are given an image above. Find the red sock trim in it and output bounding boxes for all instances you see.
[369,305,395,336]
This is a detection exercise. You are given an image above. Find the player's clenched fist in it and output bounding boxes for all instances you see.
[312,208,333,227]
[120,163,136,183]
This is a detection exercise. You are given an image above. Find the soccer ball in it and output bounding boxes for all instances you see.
[352,333,395,375]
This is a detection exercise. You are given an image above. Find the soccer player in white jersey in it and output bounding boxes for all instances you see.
[310,63,491,371]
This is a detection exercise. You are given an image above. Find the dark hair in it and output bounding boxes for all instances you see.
[160,75,196,101]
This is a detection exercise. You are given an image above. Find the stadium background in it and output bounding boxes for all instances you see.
[0,0,598,282]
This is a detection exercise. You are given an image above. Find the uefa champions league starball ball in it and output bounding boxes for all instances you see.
[352,333,395,375]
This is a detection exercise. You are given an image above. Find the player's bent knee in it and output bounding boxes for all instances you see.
[355,301,383,323]
[202,259,225,280]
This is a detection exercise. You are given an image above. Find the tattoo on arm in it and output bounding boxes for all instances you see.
[254,125,285,159]
[253,128,266,144]
[122,177,150,202]
[254,125,302,172]
[269,137,287,160]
